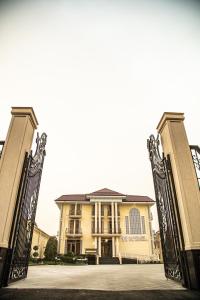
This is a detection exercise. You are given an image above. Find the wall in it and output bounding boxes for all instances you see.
[31,226,50,258]
[119,204,153,259]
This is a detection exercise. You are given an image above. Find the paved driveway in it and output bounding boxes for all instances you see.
[8,264,185,290]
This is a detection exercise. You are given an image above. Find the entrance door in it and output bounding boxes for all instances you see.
[67,240,81,255]
[101,239,112,257]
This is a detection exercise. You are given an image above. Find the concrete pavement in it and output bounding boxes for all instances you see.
[7,264,184,290]
[1,265,200,299]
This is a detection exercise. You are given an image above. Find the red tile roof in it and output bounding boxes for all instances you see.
[55,188,154,203]
[125,195,154,202]
[55,194,88,202]
[88,188,125,196]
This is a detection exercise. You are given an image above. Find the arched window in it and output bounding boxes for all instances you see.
[129,208,141,234]
[125,208,146,234]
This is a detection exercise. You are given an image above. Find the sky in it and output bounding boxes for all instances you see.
[0,0,200,236]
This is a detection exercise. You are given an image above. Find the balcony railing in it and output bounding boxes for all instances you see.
[107,211,120,217]
[91,228,122,235]
[69,209,82,217]
[190,145,200,188]
[66,228,82,235]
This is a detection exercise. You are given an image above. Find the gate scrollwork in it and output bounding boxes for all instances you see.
[147,134,185,284]
[8,132,47,284]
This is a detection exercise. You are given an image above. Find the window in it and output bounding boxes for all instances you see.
[67,239,81,255]
[69,203,81,215]
[101,205,104,216]
[76,204,81,215]
[69,204,75,215]
[130,208,141,234]
[107,205,111,216]
[126,208,146,235]
[92,205,95,216]
[68,219,81,234]
[108,219,112,233]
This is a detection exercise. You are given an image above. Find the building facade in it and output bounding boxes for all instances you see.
[56,188,155,264]
[31,224,50,258]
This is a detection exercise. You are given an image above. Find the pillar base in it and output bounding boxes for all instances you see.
[0,247,12,287]
[183,249,200,290]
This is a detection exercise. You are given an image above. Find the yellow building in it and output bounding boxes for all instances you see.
[55,188,155,264]
[154,231,163,263]
[31,224,50,258]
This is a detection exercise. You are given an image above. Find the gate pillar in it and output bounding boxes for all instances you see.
[0,107,38,286]
[157,112,200,289]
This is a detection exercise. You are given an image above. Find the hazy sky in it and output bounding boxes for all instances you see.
[0,0,200,235]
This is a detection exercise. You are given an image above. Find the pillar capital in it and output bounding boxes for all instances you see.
[11,107,38,129]
[157,112,184,134]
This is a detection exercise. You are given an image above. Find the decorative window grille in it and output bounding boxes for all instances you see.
[129,208,142,234]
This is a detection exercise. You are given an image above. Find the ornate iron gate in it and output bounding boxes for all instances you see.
[4,133,47,285]
[147,135,187,286]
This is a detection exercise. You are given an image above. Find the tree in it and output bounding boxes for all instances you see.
[44,236,57,261]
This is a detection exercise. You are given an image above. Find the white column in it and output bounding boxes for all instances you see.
[95,202,97,233]
[115,202,118,233]
[99,202,101,234]
[111,202,114,234]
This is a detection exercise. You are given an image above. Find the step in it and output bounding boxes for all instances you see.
[99,257,120,265]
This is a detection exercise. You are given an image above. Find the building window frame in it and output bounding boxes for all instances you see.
[125,208,146,235]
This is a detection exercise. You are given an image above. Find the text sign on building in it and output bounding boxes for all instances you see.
[121,235,146,241]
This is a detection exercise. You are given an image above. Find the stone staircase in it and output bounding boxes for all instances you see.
[99,257,120,265]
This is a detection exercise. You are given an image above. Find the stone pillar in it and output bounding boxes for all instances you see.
[0,107,38,285]
[157,112,200,289]
[95,202,98,233]
[115,202,118,233]
[111,202,114,234]
[58,205,64,254]
[98,202,101,234]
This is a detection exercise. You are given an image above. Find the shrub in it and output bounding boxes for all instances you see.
[59,255,76,264]
[33,245,39,251]
[44,236,58,261]
[33,252,39,258]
